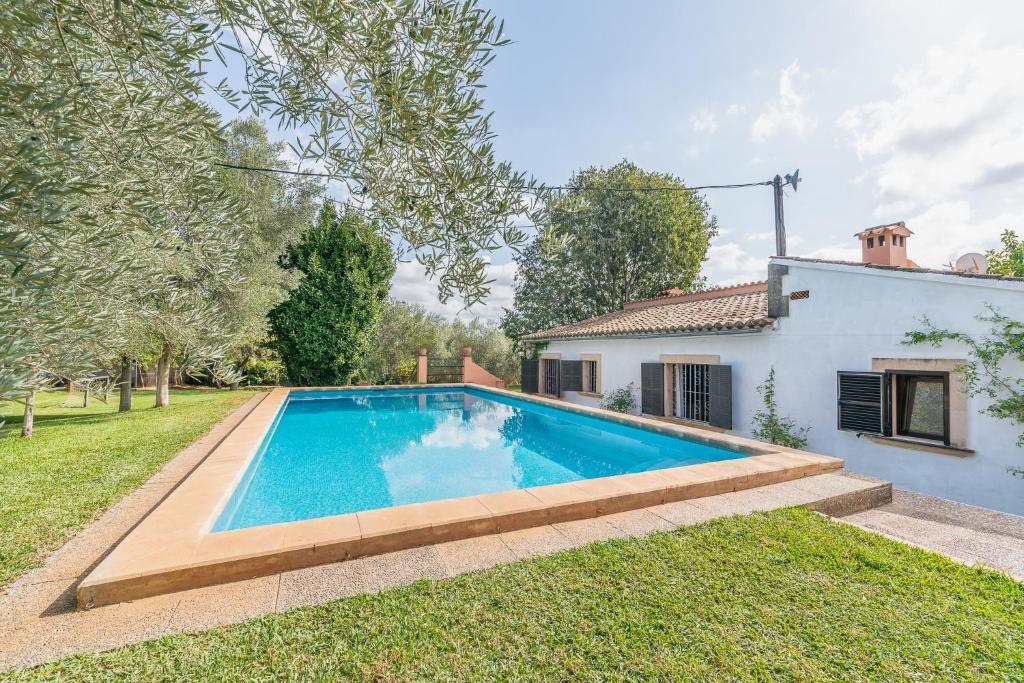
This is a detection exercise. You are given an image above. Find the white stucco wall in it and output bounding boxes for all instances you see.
[542,259,1024,515]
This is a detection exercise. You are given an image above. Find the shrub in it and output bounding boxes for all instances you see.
[242,356,286,386]
[751,367,809,448]
[601,383,637,413]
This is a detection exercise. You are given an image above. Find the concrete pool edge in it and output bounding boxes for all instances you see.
[76,384,842,609]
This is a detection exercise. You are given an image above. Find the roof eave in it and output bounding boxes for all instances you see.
[523,321,774,343]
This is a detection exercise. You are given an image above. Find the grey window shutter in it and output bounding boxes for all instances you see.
[708,365,733,429]
[521,359,539,394]
[560,360,583,392]
[640,363,665,416]
[837,371,889,435]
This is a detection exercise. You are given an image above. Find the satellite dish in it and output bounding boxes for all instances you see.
[784,169,800,192]
[954,252,989,274]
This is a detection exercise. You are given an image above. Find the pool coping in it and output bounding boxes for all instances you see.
[76,384,842,608]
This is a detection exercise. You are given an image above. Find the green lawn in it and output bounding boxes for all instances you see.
[14,508,1023,682]
[0,388,251,587]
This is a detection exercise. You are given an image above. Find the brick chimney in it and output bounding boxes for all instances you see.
[854,221,917,267]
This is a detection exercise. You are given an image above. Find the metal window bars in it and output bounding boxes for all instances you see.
[673,363,710,423]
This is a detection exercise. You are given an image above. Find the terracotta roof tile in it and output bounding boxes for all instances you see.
[522,287,772,341]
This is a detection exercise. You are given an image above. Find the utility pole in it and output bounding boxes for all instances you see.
[773,174,786,257]
[773,169,800,257]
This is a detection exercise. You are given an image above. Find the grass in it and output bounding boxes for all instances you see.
[13,508,1023,682]
[0,388,251,588]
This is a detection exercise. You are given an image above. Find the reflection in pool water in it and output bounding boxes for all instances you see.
[214,388,746,531]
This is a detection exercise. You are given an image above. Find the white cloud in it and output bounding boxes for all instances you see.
[725,103,746,117]
[689,108,719,135]
[803,244,861,263]
[751,60,816,142]
[904,200,1017,268]
[838,32,1024,213]
[389,259,517,322]
[420,405,515,450]
[703,240,767,285]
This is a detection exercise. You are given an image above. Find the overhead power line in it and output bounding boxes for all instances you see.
[213,160,773,194]
[215,161,336,178]
[215,159,801,255]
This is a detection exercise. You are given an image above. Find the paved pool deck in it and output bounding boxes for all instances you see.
[839,488,1024,580]
[1,467,889,670]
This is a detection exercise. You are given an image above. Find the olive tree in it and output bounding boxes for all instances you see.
[1,0,534,414]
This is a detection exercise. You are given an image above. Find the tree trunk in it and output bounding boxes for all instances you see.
[82,386,88,407]
[155,342,172,408]
[21,389,35,438]
[118,356,133,413]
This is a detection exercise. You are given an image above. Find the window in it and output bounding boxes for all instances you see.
[542,358,559,395]
[644,361,732,429]
[894,373,949,443]
[583,360,598,393]
[867,237,874,248]
[837,370,951,446]
[879,235,886,246]
[671,363,710,423]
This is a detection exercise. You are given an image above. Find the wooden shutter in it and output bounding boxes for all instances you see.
[560,360,583,392]
[640,363,665,416]
[520,359,539,394]
[837,371,889,435]
[708,365,733,429]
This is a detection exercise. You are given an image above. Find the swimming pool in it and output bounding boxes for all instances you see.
[80,386,843,607]
[214,387,748,531]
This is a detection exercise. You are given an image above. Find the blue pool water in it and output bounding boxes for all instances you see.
[213,388,749,531]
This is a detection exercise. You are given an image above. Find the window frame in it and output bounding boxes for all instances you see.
[579,353,602,396]
[890,370,950,445]
[583,360,598,393]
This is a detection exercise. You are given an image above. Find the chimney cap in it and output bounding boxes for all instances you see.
[854,221,913,238]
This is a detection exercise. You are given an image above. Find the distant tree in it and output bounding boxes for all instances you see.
[362,300,520,385]
[270,203,395,386]
[362,301,448,385]
[215,118,322,349]
[502,160,716,339]
[987,230,1024,277]
[441,318,520,385]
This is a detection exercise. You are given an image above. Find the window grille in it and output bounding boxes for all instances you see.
[673,363,710,423]
[542,358,559,395]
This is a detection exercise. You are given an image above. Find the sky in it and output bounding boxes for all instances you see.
[218,1,1024,321]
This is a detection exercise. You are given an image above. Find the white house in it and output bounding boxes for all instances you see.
[520,223,1024,515]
